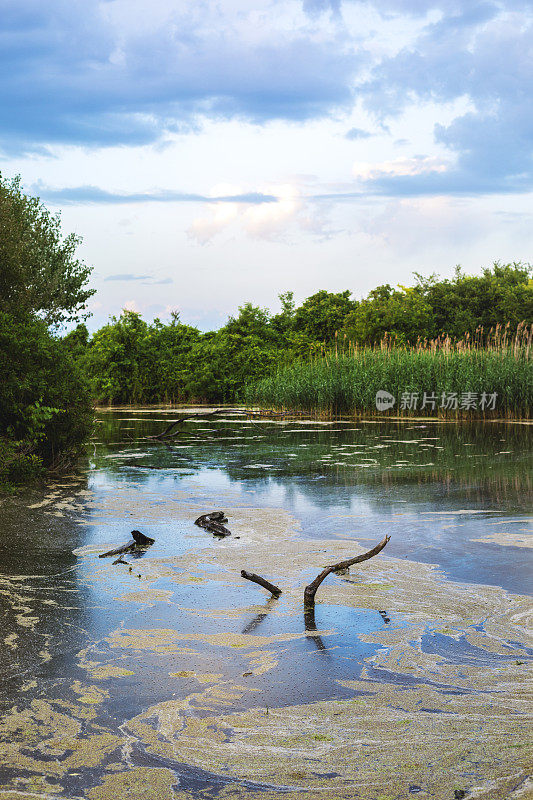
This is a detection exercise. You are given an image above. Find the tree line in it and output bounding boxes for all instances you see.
[70,262,532,405]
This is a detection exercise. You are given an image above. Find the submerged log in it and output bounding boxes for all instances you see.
[99,529,155,558]
[195,511,231,537]
[131,530,155,546]
[240,570,282,597]
[303,535,390,606]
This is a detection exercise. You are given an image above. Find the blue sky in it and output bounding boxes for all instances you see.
[1,0,531,330]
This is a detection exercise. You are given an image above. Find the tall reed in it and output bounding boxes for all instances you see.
[246,323,532,418]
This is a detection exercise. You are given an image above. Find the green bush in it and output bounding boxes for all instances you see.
[0,439,44,486]
[0,311,93,471]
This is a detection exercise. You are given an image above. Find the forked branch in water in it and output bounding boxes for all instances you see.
[303,535,390,606]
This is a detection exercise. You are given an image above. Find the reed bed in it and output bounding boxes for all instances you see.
[247,323,532,419]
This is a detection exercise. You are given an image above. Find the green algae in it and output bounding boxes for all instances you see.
[1,439,532,800]
[88,767,177,800]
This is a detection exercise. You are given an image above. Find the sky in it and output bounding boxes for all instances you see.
[1,0,532,331]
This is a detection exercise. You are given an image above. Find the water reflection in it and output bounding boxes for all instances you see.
[0,411,530,797]
[91,412,532,593]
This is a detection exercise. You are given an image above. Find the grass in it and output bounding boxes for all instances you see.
[246,323,532,419]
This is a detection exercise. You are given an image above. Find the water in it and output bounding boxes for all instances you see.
[0,410,531,798]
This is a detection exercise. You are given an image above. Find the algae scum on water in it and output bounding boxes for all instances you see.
[0,411,532,800]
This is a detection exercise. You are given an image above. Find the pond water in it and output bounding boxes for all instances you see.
[0,410,531,800]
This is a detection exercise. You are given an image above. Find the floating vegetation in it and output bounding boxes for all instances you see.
[0,413,531,800]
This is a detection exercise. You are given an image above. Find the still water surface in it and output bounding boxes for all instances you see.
[0,410,531,796]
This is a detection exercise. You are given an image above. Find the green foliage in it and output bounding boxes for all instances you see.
[87,310,151,404]
[81,262,531,412]
[247,345,532,419]
[186,304,279,402]
[340,263,532,345]
[0,439,44,486]
[294,289,357,342]
[0,311,93,481]
[343,284,434,345]
[413,262,533,338]
[0,177,95,486]
[87,310,201,404]
[0,174,95,327]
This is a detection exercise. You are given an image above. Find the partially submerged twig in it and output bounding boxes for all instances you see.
[195,511,231,537]
[304,535,390,605]
[99,529,155,558]
[151,409,235,439]
[241,570,282,597]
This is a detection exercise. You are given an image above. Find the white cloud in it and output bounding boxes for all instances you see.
[186,183,324,243]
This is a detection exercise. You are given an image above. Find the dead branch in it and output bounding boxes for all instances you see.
[195,511,231,536]
[241,570,282,597]
[304,535,390,605]
[99,529,155,558]
[151,409,228,439]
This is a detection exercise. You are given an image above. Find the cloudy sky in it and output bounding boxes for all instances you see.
[2,0,532,330]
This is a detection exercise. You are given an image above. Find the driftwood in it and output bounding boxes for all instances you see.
[195,511,231,537]
[99,530,155,558]
[151,409,233,439]
[240,570,282,597]
[151,408,310,440]
[303,535,390,605]
[112,556,129,565]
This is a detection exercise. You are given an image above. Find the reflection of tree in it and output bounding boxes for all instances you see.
[303,604,328,653]
[93,414,532,511]
[241,596,280,634]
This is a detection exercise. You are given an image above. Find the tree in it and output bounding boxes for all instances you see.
[294,290,357,342]
[414,262,533,338]
[345,284,434,344]
[87,310,150,404]
[186,305,279,401]
[0,174,95,326]
[0,177,95,483]
[147,313,201,402]
[0,310,92,482]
